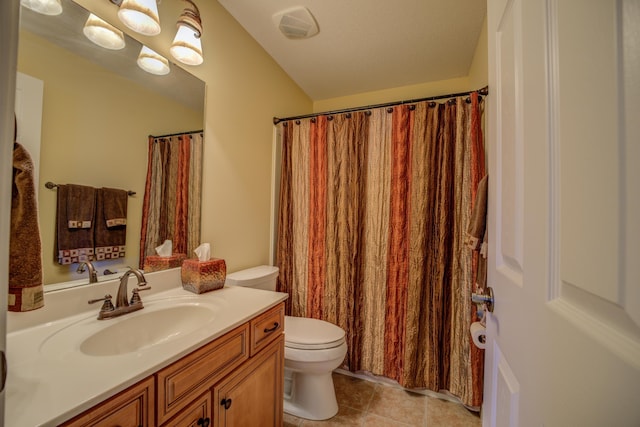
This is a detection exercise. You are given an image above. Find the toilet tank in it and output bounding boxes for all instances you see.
[225,265,279,291]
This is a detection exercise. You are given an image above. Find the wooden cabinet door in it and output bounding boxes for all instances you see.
[156,324,249,424]
[61,377,154,427]
[214,336,284,427]
[162,392,211,427]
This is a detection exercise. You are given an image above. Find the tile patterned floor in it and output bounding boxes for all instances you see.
[283,372,481,427]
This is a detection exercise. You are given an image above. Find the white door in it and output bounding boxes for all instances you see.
[484,0,640,426]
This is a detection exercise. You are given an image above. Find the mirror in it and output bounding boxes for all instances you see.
[16,0,205,289]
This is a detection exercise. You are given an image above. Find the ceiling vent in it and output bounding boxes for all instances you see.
[272,6,319,39]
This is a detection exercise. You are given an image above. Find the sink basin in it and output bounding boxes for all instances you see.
[39,297,221,358]
[80,305,214,356]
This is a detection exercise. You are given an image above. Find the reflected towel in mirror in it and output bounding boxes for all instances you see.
[102,187,127,227]
[95,187,127,261]
[56,184,95,264]
[65,184,96,229]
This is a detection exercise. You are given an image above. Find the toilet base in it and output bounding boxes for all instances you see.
[283,368,339,420]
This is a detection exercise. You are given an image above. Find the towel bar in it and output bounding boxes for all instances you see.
[45,181,136,196]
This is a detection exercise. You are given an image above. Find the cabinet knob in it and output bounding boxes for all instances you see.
[220,398,233,410]
[197,417,211,427]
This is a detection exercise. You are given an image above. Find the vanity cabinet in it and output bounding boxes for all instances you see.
[59,303,284,427]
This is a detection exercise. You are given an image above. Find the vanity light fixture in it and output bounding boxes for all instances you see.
[170,0,204,66]
[137,45,170,75]
[20,0,62,16]
[83,14,126,50]
[117,0,161,36]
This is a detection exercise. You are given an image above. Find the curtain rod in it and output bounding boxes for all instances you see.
[273,86,488,125]
[149,129,203,139]
[45,181,136,196]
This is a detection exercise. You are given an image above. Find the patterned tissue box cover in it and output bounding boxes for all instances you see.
[181,258,227,294]
[143,254,187,272]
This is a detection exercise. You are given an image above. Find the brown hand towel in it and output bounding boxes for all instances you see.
[102,187,128,227]
[94,188,127,261]
[9,143,44,311]
[56,184,96,264]
[66,184,96,229]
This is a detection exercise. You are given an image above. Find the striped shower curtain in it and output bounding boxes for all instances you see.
[276,92,485,408]
[139,132,203,268]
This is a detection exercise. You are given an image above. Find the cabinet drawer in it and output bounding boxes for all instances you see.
[61,377,154,427]
[157,324,249,424]
[250,303,284,357]
[162,392,211,427]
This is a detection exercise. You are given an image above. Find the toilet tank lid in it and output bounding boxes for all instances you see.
[226,265,279,287]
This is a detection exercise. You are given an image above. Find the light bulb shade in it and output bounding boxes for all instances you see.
[21,0,62,16]
[83,14,126,50]
[137,46,170,75]
[118,0,161,36]
[170,25,203,66]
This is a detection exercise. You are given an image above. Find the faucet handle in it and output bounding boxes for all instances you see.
[129,287,151,304]
[88,294,115,312]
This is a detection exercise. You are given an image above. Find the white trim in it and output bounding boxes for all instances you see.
[268,125,282,266]
[0,0,20,414]
[545,0,562,302]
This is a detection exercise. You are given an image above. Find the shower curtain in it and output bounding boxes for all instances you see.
[276,92,485,408]
[139,132,203,268]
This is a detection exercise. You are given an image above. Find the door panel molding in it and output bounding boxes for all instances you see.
[495,0,525,287]
[489,343,520,427]
[546,0,640,370]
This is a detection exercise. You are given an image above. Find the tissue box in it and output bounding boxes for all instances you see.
[181,258,226,294]
[143,253,187,272]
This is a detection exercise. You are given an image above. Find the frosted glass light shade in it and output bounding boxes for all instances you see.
[83,14,125,50]
[170,25,203,66]
[137,46,170,75]
[118,0,161,36]
[21,0,62,16]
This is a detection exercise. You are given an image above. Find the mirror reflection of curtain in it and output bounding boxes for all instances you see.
[276,92,485,408]
[139,132,203,268]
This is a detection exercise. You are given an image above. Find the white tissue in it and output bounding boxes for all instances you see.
[194,243,211,262]
[155,240,173,257]
[470,322,487,349]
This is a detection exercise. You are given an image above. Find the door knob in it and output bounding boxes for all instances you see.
[471,287,494,313]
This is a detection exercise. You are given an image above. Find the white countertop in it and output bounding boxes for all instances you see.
[5,269,288,427]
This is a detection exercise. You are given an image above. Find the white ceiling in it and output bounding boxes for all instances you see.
[217,0,487,101]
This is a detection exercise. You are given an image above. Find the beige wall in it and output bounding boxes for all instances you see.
[76,0,313,274]
[17,30,203,285]
[468,16,488,90]
[313,17,488,112]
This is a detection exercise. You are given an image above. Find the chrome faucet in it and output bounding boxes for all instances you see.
[88,267,151,320]
[77,261,98,283]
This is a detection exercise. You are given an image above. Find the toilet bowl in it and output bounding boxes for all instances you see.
[226,266,347,420]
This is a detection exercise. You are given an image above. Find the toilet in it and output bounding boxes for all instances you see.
[225,265,347,421]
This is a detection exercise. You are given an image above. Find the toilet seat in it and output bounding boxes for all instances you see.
[284,316,346,350]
